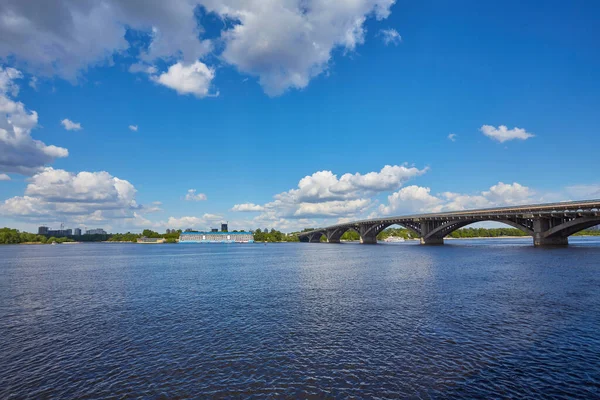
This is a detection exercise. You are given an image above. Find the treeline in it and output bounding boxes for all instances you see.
[448,227,527,238]
[108,229,183,243]
[317,227,600,241]
[2,225,599,245]
[253,228,299,242]
[0,228,74,244]
[574,229,600,236]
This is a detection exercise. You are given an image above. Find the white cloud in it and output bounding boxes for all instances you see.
[25,167,138,207]
[379,185,443,215]
[0,66,24,96]
[232,203,265,212]
[0,66,68,175]
[129,125,138,132]
[129,63,158,75]
[564,184,600,199]
[378,182,535,216]
[142,204,163,213]
[480,125,534,143]
[0,1,210,80]
[61,118,82,131]
[29,77,38,90]
[448,133,457,142]
[184,189,207,201]
[0,173,10,181]
[379,28,401,45]
[151,61,216,98]
[166,213,223,230]
[207,0,396,95]
[277,164,427,204]
[0,0,397,96]
[294,198,372,218]
[0,167,141,223]
[229,164,425,229]
[482,182,533,205]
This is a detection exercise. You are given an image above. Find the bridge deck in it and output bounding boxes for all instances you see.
[299,199,600,237]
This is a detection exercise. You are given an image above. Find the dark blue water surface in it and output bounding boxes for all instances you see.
[1,238,600,398]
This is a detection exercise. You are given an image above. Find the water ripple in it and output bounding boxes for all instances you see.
[1,239,600,398]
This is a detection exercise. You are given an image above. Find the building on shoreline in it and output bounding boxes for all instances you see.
[38,226,72,237]
[179,231,254,243]
[86,228,107,235]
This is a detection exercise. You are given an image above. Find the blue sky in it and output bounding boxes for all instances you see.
[1,0,599,233]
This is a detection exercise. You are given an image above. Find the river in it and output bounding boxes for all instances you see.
[1,238,599,398]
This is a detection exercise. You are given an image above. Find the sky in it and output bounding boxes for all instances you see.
[1,0,599,233]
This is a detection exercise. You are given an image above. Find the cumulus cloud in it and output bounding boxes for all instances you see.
[61,118,82,131]
[0,167,141,223]
[166,213,223,230]
[294,199,372,218]
[0,1,211,80]
[184,189,207,201]
[0,66,69,175]
[128,125,138,132]
[231,203,264,212]
[480,125,534,143]
[564,184,600,199]
[29,77,38,90]
[277,164,427,204]
[0,0,397,96]
[0,173,10,181]
[151,61,217,98]
[378,182,535,215]
[379,186,443,215]
[448,133,457,142]
[129,63,158,75]
[208,0,396,95]
[379,28,401,45]
[230,164,425,230]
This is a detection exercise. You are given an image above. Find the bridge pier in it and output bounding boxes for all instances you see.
[360,235,377,244]
[419,221,445,245]
[357,224,379,244]
[533,217,568,247]
[534,236,568,246]
[420,236,444,245]
[327,237,341,244]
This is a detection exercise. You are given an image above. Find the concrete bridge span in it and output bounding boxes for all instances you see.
[298,200,600,246]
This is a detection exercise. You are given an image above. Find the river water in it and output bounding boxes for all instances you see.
[1,238,600,398]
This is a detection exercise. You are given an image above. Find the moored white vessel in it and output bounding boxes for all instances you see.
[384,236,405,243]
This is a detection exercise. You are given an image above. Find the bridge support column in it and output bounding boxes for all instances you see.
[420,236,444,245]
[358,224,378,244]
[419,221,444,245]
[534,236,568,246]
[327,237,341,243]
[360,235,377,244]
[533,218,568,247]
[308,232,323,243]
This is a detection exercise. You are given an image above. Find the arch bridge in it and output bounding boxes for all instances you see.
[298,200,600,247]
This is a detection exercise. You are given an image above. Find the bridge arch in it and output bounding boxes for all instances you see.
[543,216,600,239]
[325,226,359,243]
[423,219,534,240]
[303,230,326,243]
[364,222,421,239]
[355,221,422,244]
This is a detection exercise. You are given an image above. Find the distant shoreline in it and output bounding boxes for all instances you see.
[5,235,598,245]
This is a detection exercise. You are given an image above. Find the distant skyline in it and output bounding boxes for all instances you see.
[1,0,599,233]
